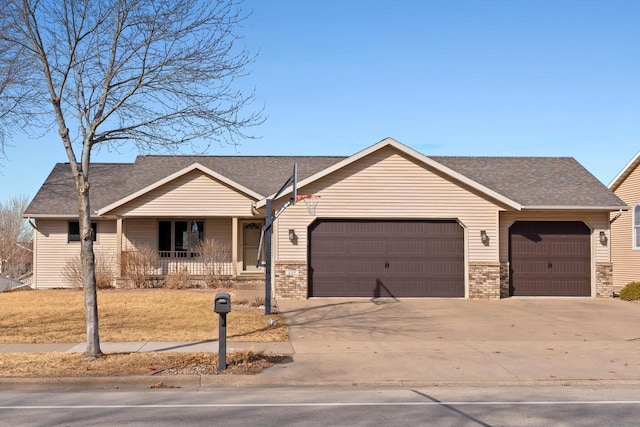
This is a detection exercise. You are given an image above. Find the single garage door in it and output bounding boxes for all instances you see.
[509,221,591,296]
[308,219,464,298]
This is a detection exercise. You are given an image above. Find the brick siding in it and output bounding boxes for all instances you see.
[274,261,307,299]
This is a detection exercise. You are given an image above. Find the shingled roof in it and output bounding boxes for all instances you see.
[24,142,626,217]
[24,156,346,216]
[432,156,625,209]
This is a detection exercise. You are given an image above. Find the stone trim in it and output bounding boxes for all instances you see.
[274,261,307,299]
[468,262,501,300]
[595,262,613,298]
[500,262,510,298]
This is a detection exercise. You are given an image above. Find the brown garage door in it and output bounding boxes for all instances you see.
[509,221,591,296]
[308,220,464,297]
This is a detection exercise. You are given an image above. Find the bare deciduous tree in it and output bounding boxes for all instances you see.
[0,0,262,358]
[0,194,32,279]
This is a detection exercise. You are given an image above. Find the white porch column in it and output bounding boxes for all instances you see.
[116,218,123,276]
[232,217,238,277]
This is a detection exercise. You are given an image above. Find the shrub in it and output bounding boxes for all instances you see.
[61,252,115,289]
[620,282,640,301]
[120,244,158,288]
[165,267,192,289]
[195,237,231,288]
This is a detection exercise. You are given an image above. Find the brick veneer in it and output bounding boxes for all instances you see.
[274,261,307,299]
[500,262,510,298]
[595,262,613,298]
[468,262,501,300]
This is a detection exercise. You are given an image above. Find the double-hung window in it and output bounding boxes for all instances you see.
[634,205,640,250]
[158,220,204,257]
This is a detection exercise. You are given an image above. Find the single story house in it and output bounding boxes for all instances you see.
[24,137,626,299]
[609,150,640,291]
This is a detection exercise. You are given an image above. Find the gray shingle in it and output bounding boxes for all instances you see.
[24,156,345,216]
[24,153,625,217]
[431,156,626,208]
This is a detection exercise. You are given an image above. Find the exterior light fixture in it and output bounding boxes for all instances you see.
[480,230,488,244]
[288,229,296,242]
[599,231,607,245]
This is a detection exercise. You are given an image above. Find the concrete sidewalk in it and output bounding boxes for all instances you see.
[0,341,293,355]
[2,298,640,388]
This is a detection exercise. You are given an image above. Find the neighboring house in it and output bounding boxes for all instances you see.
[609,150,640,292]
[24,137,626,299]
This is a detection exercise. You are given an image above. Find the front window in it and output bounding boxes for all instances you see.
[68,222,97,242]
[634,205,640,250]
[158,220,204,257]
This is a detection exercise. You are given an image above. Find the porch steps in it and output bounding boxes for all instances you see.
[235,275,265,302]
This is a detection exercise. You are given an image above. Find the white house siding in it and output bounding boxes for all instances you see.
[611,165,640,290]
[110,170,255,217]
[33,219,117,289]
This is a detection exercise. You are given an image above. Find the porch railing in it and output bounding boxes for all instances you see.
[121,250,234,277]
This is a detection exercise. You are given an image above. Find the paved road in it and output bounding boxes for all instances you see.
[2,386,640,426]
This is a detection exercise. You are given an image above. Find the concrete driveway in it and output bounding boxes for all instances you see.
[260,298,640,386]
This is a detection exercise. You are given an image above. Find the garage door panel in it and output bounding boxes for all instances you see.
[309,220,464,298]
[509,221,591,297]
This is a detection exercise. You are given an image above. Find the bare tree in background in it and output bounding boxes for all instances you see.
[0,0,262,358]
[0,195,32,279]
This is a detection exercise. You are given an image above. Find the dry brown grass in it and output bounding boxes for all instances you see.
[0,289,288,343]
[0,351,286,377]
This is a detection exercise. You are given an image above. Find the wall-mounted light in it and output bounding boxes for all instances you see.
[480,230,489,244]
[599,231,607,245]
[288,229,296,242]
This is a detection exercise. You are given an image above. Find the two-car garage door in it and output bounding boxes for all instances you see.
[308,220,464,298]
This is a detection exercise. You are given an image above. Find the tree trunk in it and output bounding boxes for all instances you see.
[77,179,103,359]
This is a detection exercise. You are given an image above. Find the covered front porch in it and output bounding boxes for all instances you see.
[113,217,266,283]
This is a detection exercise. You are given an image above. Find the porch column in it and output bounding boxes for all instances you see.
[116,218,123,276]
[231,217,238,277]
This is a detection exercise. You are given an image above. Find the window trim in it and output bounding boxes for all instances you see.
[634,205,640,250]
[68,221,97,243]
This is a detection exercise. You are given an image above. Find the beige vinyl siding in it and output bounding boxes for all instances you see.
[112,170,255,217]
[123,219,156,250]
[33,219,117,289]
[499,211,610,263]
[611,165,640,289]
[276,146,502,262]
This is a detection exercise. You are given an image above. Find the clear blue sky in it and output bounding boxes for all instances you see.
[2,0,639,203]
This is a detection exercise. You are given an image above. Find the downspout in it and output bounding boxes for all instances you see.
[610,209,624,224]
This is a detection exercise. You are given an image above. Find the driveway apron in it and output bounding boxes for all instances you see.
[260,298,640,385]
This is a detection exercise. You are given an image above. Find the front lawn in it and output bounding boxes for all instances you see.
[0,289,288,343]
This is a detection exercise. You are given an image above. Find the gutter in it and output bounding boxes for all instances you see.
[520,205,629,212]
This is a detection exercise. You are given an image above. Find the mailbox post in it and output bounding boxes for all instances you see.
[214,292,231,371]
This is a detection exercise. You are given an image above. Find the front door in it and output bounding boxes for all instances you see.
[242,222,263,271]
